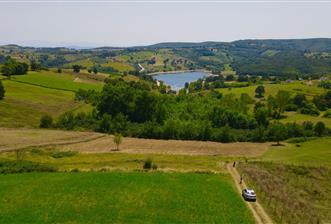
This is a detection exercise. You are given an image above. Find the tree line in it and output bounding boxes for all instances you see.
[40,78,330,143]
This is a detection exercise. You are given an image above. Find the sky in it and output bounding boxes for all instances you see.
[0,0,331,47]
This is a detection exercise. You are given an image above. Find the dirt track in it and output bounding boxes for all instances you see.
[227,163,273,224]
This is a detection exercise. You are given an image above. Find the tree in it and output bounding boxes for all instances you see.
[275,90,290,118]
[293,94,307,107]
[255,85,265,98]
[225,74,234,81]
[268,122,288,145]
[113,133,122,151]
[314,122,325,137]
[93,66,98,74]
[57,111,75,130]
[254,107,269,126]
[39,114,53,128]
[72,65,81,73]
[30,59,41,71]
[0,80,5,100]
[1,58,28,78]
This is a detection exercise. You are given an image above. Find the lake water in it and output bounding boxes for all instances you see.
[153,71,208,90]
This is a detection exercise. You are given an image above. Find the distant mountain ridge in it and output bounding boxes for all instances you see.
[1,38,331,51]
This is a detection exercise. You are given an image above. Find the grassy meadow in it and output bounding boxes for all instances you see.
[0,80,89,127]
[0,148,230,172]
[102,61,134,72]
[218,80,325,99]
[281,112,331,127]
[0,70,104,127]
[262,137,331,166]
[11,71,103,91]
[0,172,254,224]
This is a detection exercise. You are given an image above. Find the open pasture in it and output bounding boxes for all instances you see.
[262,137,331,167]
[218,80,325,99]
[0,172,254,224]
[0,81,88,127]
[11,71,103,92]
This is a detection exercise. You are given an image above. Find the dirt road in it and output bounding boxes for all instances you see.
[227,163,273,224]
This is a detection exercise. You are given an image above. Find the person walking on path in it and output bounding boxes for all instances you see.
[233,161,236,167]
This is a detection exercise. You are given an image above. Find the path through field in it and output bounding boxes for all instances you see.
[227,163,273,224]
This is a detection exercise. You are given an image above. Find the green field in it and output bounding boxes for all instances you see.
[11,71,103,92]
[0,172,254,224]
[218,81,325,99]
[262,137,331,166]
[281,112,331,127]
[0,150,229,172]
[102,61,134,72]
[0,80,90,127]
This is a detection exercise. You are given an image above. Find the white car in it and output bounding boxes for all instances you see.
[242,188,256,201]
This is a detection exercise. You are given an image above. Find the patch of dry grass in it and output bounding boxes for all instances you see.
[0,128,104,151]
[238,162,331,224]
[59,135,269,157]
[0,128,269,158]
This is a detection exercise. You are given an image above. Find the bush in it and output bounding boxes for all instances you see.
[0,80,5,100]
[143,158,156,170]
[56,111,75,130]
[50,151,78,159]
[39,114,53,128]
[323,110,331,118]
[286,137,316,143]
[299,102,320,116]
[314,122,325,137]
[0,161,57,174]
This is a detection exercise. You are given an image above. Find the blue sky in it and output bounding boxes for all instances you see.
[0,1,331,47]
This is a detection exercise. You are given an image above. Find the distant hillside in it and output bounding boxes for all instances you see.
[1,38,331,76]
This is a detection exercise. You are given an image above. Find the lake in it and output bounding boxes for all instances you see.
[153,71,208,90]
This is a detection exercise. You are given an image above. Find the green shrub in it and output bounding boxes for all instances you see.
[143,158,153,170]
[286,137,316,143]
[0,80,5,100]
[0,161,57,174]
[299,102,320,116]
[39,114,53,128]
[314,122,326,137]
[323,110,331,118]
[50,151,78,159]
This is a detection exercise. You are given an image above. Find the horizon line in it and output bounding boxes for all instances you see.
[1,37,331,49]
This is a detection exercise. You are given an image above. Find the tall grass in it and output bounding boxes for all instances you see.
[238,161,331,223]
